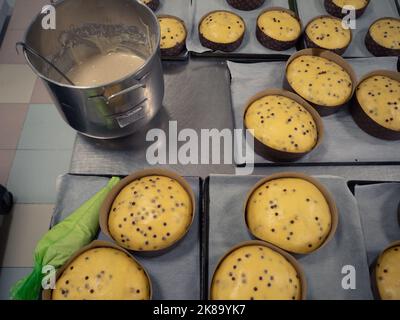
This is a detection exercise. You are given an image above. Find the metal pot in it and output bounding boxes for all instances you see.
[23,0,164,139]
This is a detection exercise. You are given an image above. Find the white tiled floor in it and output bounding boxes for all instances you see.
[0,65,36,103]
[0,149,15,185]
[7,149,72,204]
[0,267,33,300]
[18,104,76,150]
[0,1,74,300]
[0,103,28,149]
[1,204,54,267]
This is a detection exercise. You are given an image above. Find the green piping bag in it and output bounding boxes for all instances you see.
[10,176,120,300]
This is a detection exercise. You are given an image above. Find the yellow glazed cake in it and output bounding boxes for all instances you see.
[52,247,151,300]
[246,178,332,254]
[286,55,353,107]
[375,245,400,300]
[211,245,302,300]
[356,75,400,132]
[324,0,370,18]
[305,16,352,55]
[324,0,370,19]
[244,95,318,153]
[258,10,301,42]
[108,175,193,251]
[199,11,246,52]
[158,16,187,56]
[367,18,400,57]
[370,19,400,51]
[332,0,368,9]
[256,9,302,51]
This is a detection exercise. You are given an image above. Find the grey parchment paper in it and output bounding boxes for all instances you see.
[295,0,400,58]
[52,174,202,300]
[188,0,297,55]
[228,57,400,165]
[354,182,400,264]
[207,174,373,300]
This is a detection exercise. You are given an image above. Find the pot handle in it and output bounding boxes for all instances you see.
[106,82,146,101]
[89,82,146,104]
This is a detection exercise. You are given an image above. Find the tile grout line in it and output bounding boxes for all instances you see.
[8,101,28,155]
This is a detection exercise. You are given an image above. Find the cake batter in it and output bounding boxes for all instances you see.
[66,51,145,86]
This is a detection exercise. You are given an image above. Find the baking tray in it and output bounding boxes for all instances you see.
[157,0,194,61]
[229,56,400,166]
[188,0,299,60]
[204,174,373,300]
[351,181,400,265]
[293,0,400,58]
[51,173,203,300]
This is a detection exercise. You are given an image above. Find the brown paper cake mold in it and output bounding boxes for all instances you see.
[141,0,160,12]
[226,0,265,11]
[158,15,187,57]
[365,17,400,57]
[304,15,353,56]
[99,168,196,256]
[198,10,246,53]
[42,240,153,300]
[244,172,339,255]
[324,0,370,19]
[350,70,400,141]
[284,48,357,116]
[256,7,303,52]
[243,88,325,162]
[370,241,400,300]
[209,240,307,300]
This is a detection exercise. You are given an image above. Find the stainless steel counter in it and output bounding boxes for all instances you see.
[70,57,400,181]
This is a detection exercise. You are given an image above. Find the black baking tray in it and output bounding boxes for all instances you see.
[162,50,189,61]
[51,173,204,300]
[228,56,400,167]
[349,180,400,271]
[347,180,400,194]
[191,52,292,63]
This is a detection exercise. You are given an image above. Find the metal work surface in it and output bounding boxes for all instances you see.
[71,58,234,177]
[70,57,400,181]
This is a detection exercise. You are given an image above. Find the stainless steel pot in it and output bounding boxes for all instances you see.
[23,0,164,139]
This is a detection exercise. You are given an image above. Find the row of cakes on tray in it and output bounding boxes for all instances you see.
[43,169,400,300]
[242,48,399,162]
[145,0,400,56]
